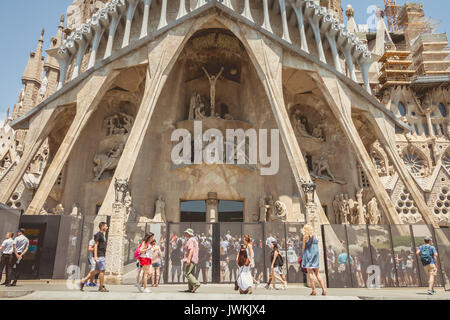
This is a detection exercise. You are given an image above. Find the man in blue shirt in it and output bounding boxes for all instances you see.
[416,236,438,295]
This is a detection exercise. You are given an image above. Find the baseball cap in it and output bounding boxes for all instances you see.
[424,236,432,242]
[17,228,25,234]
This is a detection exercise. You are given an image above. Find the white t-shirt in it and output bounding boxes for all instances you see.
[88,239,95,261]
[1,238,14,254]
[14,235,29,253]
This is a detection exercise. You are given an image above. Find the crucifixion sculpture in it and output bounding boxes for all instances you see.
[202,66,224,117]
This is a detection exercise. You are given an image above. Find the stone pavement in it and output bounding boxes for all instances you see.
[0,282,449,300]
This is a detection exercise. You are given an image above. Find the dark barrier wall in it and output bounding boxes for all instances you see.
[323,224,450,288]
[18,215,61,279]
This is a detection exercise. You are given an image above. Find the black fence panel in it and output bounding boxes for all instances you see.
[346,225,371,288]
[434,228,450,289]
[285,223,305,283]
[322,224,352,288]
[368,225,397,288]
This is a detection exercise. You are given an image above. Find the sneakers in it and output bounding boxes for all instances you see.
[282,284,288,290]
[264,284,271,290]
[136,282,143,293]
[99,286,109,292]
[89,282,99,287]
[191,284,201,293]
[427,289,436,295]
[144,288,152,293]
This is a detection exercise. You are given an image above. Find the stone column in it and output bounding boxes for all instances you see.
[104,202,127,284]
[425,110,434,137]
[206,192,219,223]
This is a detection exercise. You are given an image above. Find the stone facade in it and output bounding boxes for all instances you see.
[0,0,449,282]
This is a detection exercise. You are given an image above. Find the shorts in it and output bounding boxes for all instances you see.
[424,264,437,277]
[273,266,283,275]
[152,262,161,268]
[88,258,96,271]
[220,261,227,270]
[95,257,106,271]
[206,261,211,268]
[139,258,152,266]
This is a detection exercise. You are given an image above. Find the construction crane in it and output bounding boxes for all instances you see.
[384,0,400,32]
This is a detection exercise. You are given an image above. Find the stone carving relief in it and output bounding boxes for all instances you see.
[332,190,369,224]
[53,203,65,215]
[189,92,207,120]
[272,201,288,222]
[401,146,430,177]
[104,113,134,137]
[257,195,288,222]
[93,142,125,181]
[366,197,381,225]
[114,178,129,204]
[394,187,423,224]
[370,142,393,177]
[202,66,224,117]
[443,152,450,172]
[291,110,325,142]
[310,155,344,184]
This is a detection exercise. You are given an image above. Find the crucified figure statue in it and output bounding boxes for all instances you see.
[202,66,224,117]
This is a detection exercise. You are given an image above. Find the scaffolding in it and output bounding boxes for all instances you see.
[384,0,400,32]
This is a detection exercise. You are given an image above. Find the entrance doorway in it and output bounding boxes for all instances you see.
[218,201,244,222]
[180,201,206,222]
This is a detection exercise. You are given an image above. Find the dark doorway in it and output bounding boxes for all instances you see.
[180,201,206,222]
[218,201,244,222]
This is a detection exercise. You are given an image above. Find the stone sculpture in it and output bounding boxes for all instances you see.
[54,203,65,215]
[114,178,129,204]
[153,195,166,223]
[366,197,381,225]
[258,196,267,222]
[93,143,124,181]
[202,66,224,117]
[124,191,132,216]
[272,201,288,222]
[312,156,336,182]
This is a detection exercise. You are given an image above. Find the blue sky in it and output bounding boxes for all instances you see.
[0,0,449,126]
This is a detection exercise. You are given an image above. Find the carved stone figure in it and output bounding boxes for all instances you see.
[312,124,325,140]
[332,195,341,223]
[258,196,267,222]
[124,192,132,216]
[272,201,288,222]
[103,113,134,137]
[202,66,224,117]
[54,203,65,215]
[312,156,336,182]
[114,178,129,204]
[153,195,166,223]
[70,203,80,216]
[93,143,124,181]
[266,195,275,222]
[39,76,48,102]
[366,197,381,225]
[355,189,366,224]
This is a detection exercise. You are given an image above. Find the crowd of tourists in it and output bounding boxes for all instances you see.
[2,222,439,296]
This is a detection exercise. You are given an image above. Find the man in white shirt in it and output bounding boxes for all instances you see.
[11,229,29,286]
[0,232,15,286]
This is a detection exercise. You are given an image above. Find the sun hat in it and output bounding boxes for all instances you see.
[184,228,195,237]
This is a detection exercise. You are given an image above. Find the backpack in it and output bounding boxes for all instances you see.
[420,245,433,266]
[276,251,284,267]
[134,243,143,260]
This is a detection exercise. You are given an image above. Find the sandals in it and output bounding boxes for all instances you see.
[322,291,327,296]
[310,291,317,296]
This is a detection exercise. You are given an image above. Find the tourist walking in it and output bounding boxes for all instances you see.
[416,236,439,295]
[11,229,29,287]
[137,233,155,293]
[150,239,162,287]
[266,242,287,290]
[170,239,183,283]
[182,228,201,293]
[243,235,259,287]
[85,238,99,287]
[80,222,109,292]
[0,232,15,286]
[301,224,326,296]
[236,245,253,294]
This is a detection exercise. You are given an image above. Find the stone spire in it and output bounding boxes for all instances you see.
[345,5,358,33]
[42,15,66,100]
[13,29,45,118]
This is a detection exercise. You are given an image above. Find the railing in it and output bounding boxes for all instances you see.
[52,0,373,94]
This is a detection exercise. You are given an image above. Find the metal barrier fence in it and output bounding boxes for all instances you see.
[322,224,450,288]
[54,218,449,288]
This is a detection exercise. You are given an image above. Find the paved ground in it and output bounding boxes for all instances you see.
[0,281,449,300]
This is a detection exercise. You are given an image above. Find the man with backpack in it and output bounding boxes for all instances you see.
[416,236,439,295]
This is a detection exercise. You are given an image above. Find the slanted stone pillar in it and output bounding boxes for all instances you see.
[206,192,219,223]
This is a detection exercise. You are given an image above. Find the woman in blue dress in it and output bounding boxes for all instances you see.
[301,224,326,296]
